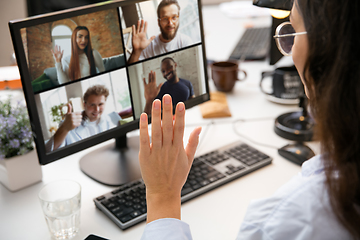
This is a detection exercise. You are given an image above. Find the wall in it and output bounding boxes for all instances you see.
[0,0,27,66]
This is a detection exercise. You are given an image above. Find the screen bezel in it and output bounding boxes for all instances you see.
[9,0,210,165]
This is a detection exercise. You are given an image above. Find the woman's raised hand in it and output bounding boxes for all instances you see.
[51,45,64,63]
[139,94,201,223]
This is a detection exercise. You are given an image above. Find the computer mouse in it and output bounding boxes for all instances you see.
[278,143,315,165]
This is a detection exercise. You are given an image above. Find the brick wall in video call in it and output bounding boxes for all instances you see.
[25,8,123,81]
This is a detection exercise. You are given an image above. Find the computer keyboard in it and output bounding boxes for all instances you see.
[229,27,271,61]
[94,140,272,230]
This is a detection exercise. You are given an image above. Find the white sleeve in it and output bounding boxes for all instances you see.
[180,34,193,47]
[44,137,55,153]
[55,57,71,84]
[93,50,105,73]
[141,218,193,240]
[44,135,66,153]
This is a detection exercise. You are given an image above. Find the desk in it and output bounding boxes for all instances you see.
[0,5,319,240]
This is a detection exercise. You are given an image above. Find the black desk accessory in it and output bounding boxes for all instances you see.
[278,142,315,165]
[85,234,108,240]
[275,96,316,165]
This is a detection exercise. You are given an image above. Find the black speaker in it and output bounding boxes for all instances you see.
[274,97,315,141]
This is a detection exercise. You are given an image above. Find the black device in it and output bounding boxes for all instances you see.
[251,0,292,65]
[229,27,271,61]
[9,0,210,186]
[275,97,316,165]
[278,143,315,165]
[84,234,109,240]
[253,0,292,11]
[26,0,107,17]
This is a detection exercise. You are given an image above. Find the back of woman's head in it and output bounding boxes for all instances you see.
[69,26,96,80]
[296,0,360,238]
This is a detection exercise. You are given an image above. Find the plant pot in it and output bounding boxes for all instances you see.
[0,149,42,192]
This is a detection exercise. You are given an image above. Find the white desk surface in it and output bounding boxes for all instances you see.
[0,5,319,240]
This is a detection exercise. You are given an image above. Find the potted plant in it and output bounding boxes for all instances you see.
[0,97,42,191]
[49,103,66,135]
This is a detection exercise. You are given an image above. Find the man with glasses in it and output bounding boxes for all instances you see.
[127,0,193,64]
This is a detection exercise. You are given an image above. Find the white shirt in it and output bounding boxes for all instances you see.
[141,155,352,240]
[139,33,193,60]
[45,112,121,152]
[55,49,105,84]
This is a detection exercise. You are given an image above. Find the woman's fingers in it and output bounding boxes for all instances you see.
[136,20,141,34]
[151,99,162,150]
[139,19,145,32]
[173,102,185,147]
[162,95,173,147]
[186,127,202,164]
[139,113,150,157]
[143,20,148,34]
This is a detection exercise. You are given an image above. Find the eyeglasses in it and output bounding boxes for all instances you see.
[158,15,179,24]
[273,21,307,56]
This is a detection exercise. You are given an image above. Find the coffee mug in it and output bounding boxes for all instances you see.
[260,66,304,104]
[211,61,247,92]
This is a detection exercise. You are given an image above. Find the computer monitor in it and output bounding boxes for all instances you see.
[26,0,107,17]
[9,0,209,186]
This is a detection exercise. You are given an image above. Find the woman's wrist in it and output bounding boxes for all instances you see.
[146,191,182,223]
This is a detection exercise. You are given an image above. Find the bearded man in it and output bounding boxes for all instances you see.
[127,0,193,64]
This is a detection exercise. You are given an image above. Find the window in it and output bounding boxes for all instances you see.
[52,25,72,58]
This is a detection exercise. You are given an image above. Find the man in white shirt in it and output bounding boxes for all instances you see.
[127,0,193,64]
[45,85,121,152]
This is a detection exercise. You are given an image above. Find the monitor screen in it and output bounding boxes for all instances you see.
[9,0,209,185]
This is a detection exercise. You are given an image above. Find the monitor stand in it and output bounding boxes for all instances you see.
[79,134,142,186]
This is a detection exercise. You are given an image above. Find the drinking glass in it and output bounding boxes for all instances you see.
[38,180,81,239]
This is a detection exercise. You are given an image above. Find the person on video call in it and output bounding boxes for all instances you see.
[51,26,105,84]
[127,0,193,64]
[45,85,120,152]
[138,0,360,239]
[143,57,194,115]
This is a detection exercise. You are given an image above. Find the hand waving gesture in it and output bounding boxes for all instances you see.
[51,45,64,63]
[139,95,202,223]
[132,20,156,52]
[143,71,163,102]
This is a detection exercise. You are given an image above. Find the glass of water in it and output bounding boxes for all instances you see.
[39,180,81,239]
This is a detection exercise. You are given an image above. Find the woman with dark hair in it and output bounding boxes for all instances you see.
[137,0,360,239]
[52,26,105,84]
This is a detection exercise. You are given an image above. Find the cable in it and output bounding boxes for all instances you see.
[232,118,278,150]
[186,116,279,151]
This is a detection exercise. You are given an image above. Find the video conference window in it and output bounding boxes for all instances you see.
[120,0,201,63]
[36,69,132,153]
[14,0,206,155]
[129,45,206,118]
[20,8,126,93]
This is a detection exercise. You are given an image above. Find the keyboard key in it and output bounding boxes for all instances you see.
[181,187,193,196]
[115,207,134,219]
[120,215,133,223]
